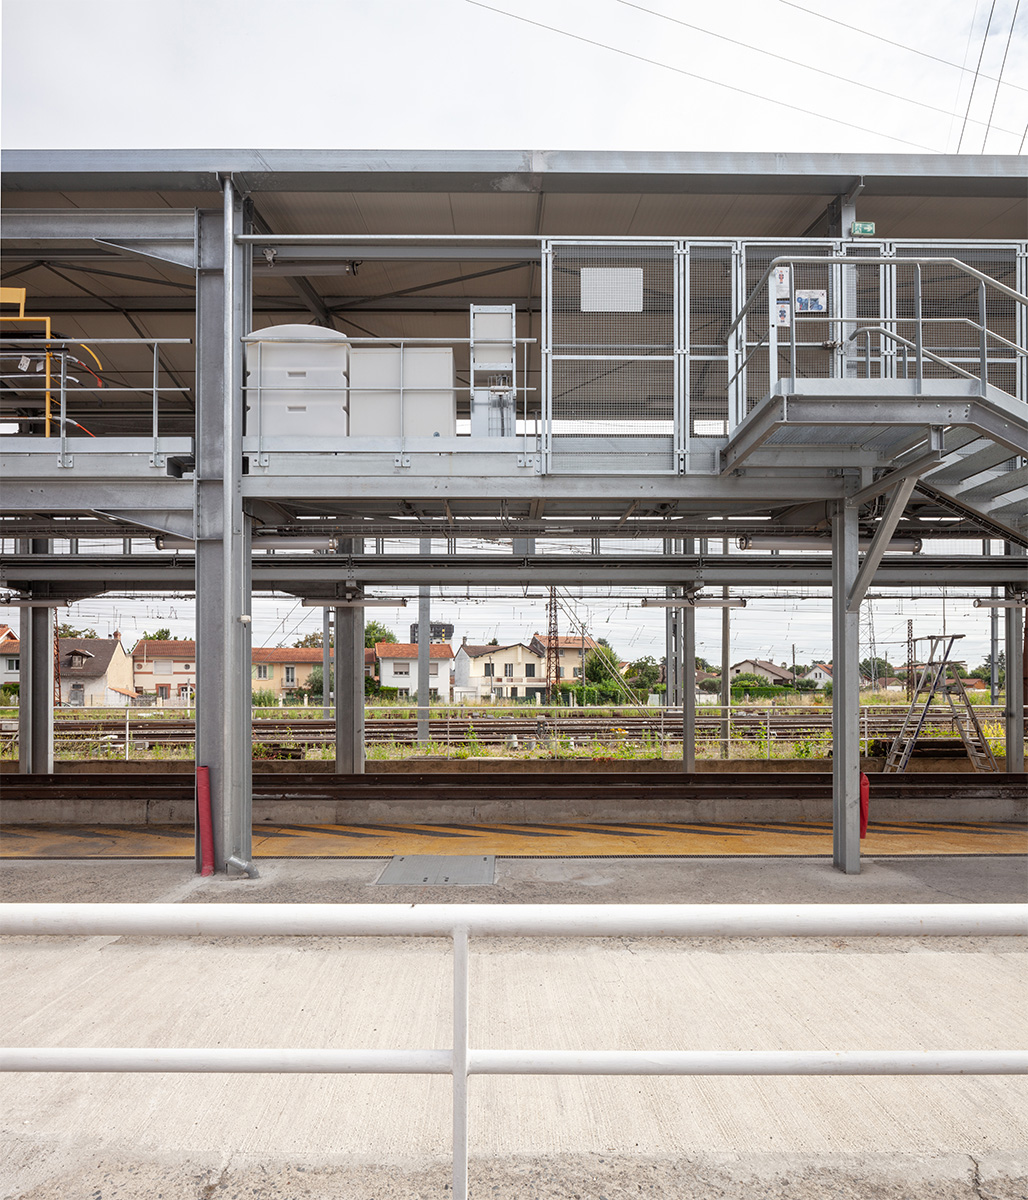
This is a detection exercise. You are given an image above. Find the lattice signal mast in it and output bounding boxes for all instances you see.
[53,622,61,706]
[546,587,560,701]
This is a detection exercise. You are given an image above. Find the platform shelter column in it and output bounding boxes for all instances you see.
[334,596,365,775]
[194,194,253,874]
[832,502,861,874]
[1005,545,1025,773]
[17,595,54,775]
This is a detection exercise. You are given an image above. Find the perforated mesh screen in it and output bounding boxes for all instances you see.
[549,243,677,472]
[894,246,1020,397]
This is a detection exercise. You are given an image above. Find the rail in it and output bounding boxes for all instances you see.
[1,902,1025,1200]
[726,254,1028,411]
[0,336,192,464]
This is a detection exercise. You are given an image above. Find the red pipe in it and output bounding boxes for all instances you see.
[860,772,870,840]
[196,765,215,876]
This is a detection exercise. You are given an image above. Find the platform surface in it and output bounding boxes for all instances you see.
[2,819,1026,859]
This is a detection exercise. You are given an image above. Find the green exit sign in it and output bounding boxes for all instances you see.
[850,221,876,237]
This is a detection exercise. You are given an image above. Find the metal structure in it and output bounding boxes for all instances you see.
[884,634,999,773]
[2,150,1026,875]
[2,901,1026,1200]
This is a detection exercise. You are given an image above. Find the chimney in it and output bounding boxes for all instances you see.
[113,631,121,641]
[462,635,467,646]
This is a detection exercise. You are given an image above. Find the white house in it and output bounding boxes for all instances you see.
[802,663,833,689]
[132,638,197,704]
[730,658,795,685]
[453,641,546,702]
[528,633,600,683]
[375,642,453,699]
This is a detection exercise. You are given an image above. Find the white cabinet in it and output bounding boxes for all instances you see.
[244,325,349,437]
[349,346,455,437]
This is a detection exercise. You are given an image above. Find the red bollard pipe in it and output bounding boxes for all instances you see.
[196,765,215,876]
[860,772,870,840]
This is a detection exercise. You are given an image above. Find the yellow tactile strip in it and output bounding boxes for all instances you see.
[1,821,1025,859]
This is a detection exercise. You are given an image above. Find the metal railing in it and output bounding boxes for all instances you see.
[729,255,1028,407]
[0,336,192,465]
[2,901,1025,1200]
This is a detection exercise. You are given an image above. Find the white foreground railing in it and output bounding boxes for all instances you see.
[3,903,1026,1200]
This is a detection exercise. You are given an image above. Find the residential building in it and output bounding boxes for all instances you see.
[730,658,795,685]
[528,633,600,683]
[409,622,454,644]
[453,641,546,701]
[364,647,376,678]
[802,663,833,689]
[131,638,197,704]
[252,647,325,700]
[58,634,136,706]
[375,642,453,698]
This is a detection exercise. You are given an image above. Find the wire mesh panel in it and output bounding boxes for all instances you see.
[546,242,677,473]
[687,244,735,464]
[892,245,1021,398]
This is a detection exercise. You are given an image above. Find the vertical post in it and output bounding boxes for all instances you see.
[334,596,365,775]
[1004,545,1025,773]
[194,193,252,874]
[978,279,988,395]
[832,502,861,874]
[18,596,54,774]
[418,539,431,743]
[322,606,332,719]
[720,540,731,758]
[682,541,695,771]
[451,926,470,1200]
[991,587,1000,706]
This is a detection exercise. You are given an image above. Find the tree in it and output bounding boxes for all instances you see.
[971,651,1005,689]
[584,644,622,684]
[57,622,98,639]
[293,631,324,649]
[698,678,720,694]
[140,628,172,641]
[860,656,894,682]
[695,655,714,672]
[299,666,323,700]
[488,637,499,646]
[731,672,768,688]
[365,621,397,649]
[625,656,660,690]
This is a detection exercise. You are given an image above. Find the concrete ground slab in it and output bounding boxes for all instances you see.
[1,855,1026,1199]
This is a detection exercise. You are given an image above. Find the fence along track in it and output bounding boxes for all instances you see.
[34,705,1016,752]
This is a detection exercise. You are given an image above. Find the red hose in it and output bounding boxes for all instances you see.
[860,772,870,840]
[197,765,215,876]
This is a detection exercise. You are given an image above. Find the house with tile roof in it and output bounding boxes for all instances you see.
[131,638,197,704]
[3,633,136,706]
[453,640,546,702]
[730,658,796,685]
[527,632,600,684]
[375,641,453,698]
[801,663,833,689]
[251,646,326,700]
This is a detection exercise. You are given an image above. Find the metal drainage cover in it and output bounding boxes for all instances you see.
[376,855,495,886]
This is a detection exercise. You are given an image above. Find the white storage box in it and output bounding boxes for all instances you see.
[349,346,455,438]
[244,324,349,438]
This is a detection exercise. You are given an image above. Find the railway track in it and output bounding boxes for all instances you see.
[34,706,1014,751]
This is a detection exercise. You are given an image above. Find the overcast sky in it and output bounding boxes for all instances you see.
[2,1,1023,669]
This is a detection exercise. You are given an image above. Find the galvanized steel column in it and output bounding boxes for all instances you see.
[17,594,54,775]
[832,503,861,874]
[1004,545,1025,773]
[334,581,364,773]
[682,540,696,771]
[417,539,431,743]
[194,193,252,873]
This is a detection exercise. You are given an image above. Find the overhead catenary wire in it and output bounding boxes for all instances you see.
[465,1,940,151]
[779,0,1028,94]
[618,0,1024,138]
[957,0,999,152]
[980,0,1022,151]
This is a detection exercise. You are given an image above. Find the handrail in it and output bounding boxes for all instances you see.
[726,255,1028,341]
[844,325,981,384]
[2,902,1025,1200]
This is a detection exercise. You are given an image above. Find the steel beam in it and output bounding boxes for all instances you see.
[847,475,920,613]
[2,208,196,243]
[832,504,861,875]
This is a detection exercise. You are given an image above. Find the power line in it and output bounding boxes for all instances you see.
[779,0,1028,94]
[465,1,939,151]
[957,0,998,152]
[618,0,1022,138]
[981,0,1021,151]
